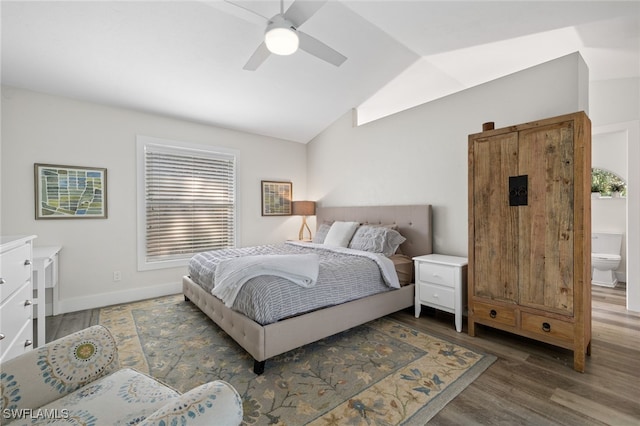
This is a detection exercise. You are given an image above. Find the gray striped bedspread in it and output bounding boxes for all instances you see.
[188,242,396,325]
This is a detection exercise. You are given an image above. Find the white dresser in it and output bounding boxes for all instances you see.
[1,235,37,362]
[413,254,468,333]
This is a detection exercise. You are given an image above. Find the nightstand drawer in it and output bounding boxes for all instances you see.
[418,282,455,310]
[417,262,455,287]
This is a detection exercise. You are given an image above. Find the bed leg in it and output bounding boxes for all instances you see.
[253,360,265,375]
[184,295,190,302]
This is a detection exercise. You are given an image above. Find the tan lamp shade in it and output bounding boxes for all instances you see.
[292,201,316,240]
[292,201,316,216]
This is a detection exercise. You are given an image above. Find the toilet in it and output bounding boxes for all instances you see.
[591,233,622,287]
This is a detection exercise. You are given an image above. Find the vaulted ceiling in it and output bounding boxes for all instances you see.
[2,1,638,143]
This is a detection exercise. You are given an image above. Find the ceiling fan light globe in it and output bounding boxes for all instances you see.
[265,27,299,55]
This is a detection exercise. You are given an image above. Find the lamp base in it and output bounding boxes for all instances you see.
[298,216,312,241]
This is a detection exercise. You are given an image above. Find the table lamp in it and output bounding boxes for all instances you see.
[292,201,316,240]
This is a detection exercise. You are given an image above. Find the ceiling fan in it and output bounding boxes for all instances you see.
[225,0,347,71]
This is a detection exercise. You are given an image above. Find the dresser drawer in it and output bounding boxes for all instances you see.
[0,281,33,361]
[472,301,517,327]
[0,243,32,300]
[521,312,573,344]
[0,321,33,362]
[417,262,455,287]
[418,282,455,310]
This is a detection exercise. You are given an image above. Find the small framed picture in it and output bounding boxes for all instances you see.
[261,180,292,216]
[35,163,108,219]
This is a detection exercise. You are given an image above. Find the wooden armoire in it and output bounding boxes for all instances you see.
[468,111,592,372]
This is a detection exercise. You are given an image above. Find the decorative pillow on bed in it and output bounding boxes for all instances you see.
[312,222,332,244]
[364,223,405,254]
[323,221,360,247]
[381,228,406,256]
[348,225,386,252]
[348,225,406,256]
[389,254,414,285]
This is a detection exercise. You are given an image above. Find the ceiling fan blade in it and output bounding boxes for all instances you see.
[297,31,347,67]
[284,0,327,27]
[243,42,271,71]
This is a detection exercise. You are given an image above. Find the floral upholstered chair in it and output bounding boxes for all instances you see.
[0,325,243,425]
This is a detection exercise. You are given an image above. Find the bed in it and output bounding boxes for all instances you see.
[182,204,432,374]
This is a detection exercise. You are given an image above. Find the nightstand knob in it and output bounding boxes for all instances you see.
[542,322,551,332]
[24,340,33,347]
[24,259,32,266]
[24,300,33,306]
[490,309,497,319]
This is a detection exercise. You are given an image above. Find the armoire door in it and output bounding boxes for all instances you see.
[517,120,575,315]
[469,131,519,304]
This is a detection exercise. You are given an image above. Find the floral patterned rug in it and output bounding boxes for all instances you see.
[98,295,495,425]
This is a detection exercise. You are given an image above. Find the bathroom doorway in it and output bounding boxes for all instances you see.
[593,121,640,312]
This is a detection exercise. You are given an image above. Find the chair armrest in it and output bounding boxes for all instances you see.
[0,325,120,413]
[139,380,243,426]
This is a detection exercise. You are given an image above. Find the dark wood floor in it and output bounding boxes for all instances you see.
[46,284,639,425]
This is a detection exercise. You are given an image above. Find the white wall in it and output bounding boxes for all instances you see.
[308,53,588,257]
[591,77,640,311]
[1,87,307,313]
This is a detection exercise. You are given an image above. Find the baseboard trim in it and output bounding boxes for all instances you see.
[56,281,182,314]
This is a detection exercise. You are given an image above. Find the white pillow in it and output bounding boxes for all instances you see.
[323,221,360,247]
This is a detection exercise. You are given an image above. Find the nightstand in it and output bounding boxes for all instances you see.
[413,254,468,332]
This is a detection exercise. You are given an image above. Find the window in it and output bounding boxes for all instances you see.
[137,136,238,270]
[591,167,627,197]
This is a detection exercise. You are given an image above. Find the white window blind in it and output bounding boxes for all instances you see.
[139,139,236,268]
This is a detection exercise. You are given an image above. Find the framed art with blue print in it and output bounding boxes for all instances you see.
[35,163,108,219]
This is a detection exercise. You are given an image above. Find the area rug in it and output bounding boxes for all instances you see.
[98,295,495,425]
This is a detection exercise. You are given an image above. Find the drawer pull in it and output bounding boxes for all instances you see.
[24,300,33,306]
[0,333,5,341]
[489,309,497,319]
[433,293,439,298]
[0,278,5,284]
[24,259,32,266]
[542,322,551,332]
[24,340,33,347]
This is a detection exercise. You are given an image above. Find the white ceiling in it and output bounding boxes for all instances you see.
[2,1,639,143]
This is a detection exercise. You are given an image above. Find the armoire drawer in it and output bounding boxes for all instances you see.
[521,312,573,343]
[472,301,516,327]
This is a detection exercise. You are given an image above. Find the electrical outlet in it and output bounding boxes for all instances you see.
[113,271,122,282]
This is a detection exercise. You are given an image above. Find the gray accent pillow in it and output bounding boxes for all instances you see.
[313,223,332,243]
[349,225,406,256]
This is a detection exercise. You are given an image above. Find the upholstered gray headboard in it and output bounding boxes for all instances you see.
[315,204,433,259]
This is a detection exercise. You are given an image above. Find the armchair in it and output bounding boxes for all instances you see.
[0,325,243,425]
